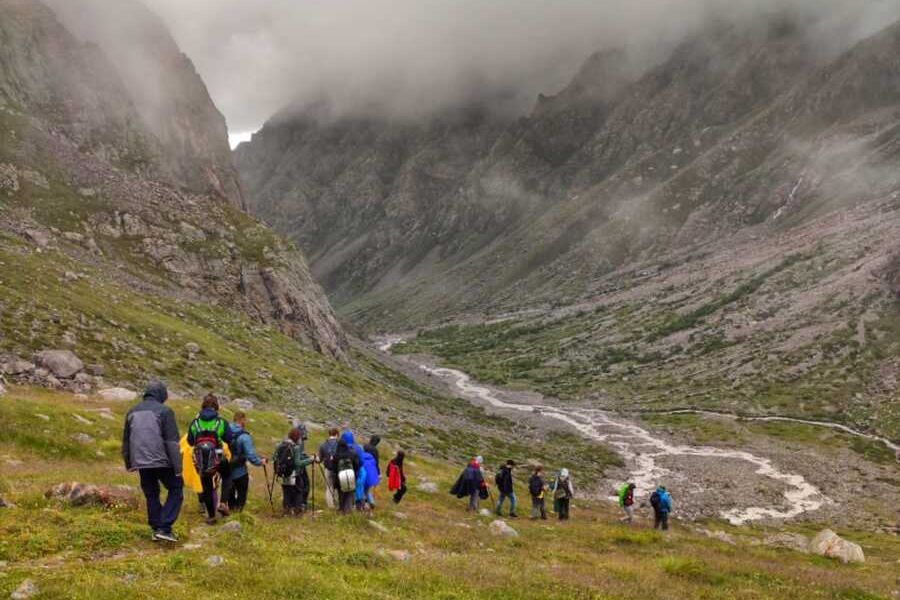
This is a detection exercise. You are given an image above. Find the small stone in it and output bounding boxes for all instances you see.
[85,364,104,376]
[392,512,408,520]
[72,414,93,425]
[182,543,202,550]
[72,433,94,444]
[417,481,438,494]
[387,550,411,562]
[220,521,241,533]
[0,383,5,396]
[185,343,201,355]
[34,414,50,421]
[478,509,492,517]
[10,578,37,599]
[368,520,389,534]
[232,398,255,410]
[206,555,224,567]
[488,520,519,538]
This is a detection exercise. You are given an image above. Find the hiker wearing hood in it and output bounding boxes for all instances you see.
[494,460,518,518]
[187,394,234,524]
[329,433,361,514]
[363,435,381,472]
[360,449,380,509]
[551,469,575,521]
[221,411,266,512]
[618,483,636,524]
[450,457,487,512]
[387,451,407,504]
[650,486,673,530]
[122,381,183,543]
[318,428,340,508]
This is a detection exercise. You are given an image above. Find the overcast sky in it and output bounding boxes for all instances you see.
[139,0,900,144]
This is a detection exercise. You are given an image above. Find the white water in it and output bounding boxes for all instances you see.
[378,337,829,525]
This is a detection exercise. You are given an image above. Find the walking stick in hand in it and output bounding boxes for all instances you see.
[262,462,275,512]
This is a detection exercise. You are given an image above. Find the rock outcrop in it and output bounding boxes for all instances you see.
[808,529,865,563]
[0,0,348,360]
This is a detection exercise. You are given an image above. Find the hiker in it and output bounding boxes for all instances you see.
[291,422,312,509]
[551,468,575,521]
[650,485,673,530]
[222,411,266,512]
[450,457,487,512]
[528,465,547,520]
[330,433,361,514]
[318,427,340,508]
[361,448,380,509]
[494,460,518,518]
[618,482,636,524]
[387,450,407,504]
[273,428,315,516]
[363,435,381,505]
[187,394,234,524]
[122,381,183,543]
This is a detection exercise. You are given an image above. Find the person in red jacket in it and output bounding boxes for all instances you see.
[387,450,407,504]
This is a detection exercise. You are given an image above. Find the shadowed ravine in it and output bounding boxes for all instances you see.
[377,337,839,525]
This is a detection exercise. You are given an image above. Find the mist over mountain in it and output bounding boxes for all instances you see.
[144,0,900,132]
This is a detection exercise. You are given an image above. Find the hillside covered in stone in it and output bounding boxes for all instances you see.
[0,0,347,361]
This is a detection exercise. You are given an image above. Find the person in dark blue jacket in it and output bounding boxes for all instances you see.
[221,411,266,512]
[122,381,183,543]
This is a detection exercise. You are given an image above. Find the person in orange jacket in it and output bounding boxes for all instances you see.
[387,450,407,504]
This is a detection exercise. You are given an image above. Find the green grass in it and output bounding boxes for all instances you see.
[1,388,898,599]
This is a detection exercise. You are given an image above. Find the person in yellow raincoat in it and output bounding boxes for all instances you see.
[179,436,232,494]
[182,394,234,524]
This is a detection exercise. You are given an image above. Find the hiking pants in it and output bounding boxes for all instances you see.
[200,474,218,518]
[557,498,570,520]
[296,467,310,509]
[337,489,355,514]
[530,496,546,519]
[620,505,634,523]
[392,484,407,504]
[323,470,337,509]
[282,484,303,514]
[468,490,479,511]
[654,511,669,530]
[138,467,183,534]
[226,473,250,511]
[496,492,517,515]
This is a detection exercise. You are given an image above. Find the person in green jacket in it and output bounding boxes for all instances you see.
[272,428,315,516]
[618,482,636,524]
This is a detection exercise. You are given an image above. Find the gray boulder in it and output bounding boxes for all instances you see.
[2,359,34,376]
[488,520,519,538]
[808,529,865,564]
[34,350,84,379]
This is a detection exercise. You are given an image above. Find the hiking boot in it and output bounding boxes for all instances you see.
[152,530,179,543]
[205,516,218,526]
[217,503,230,517]
[509,513,519,519]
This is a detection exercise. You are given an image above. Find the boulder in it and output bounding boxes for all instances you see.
[219,521,241,534]
[33,350,84,379]
[232,398,255,410]
[489,520,519,538]
[98,387,137,401]
[2,359,34,376]
[85,364,105,376]
[763,532,809,553]
[45,482,138,509]
[808,529,865,564]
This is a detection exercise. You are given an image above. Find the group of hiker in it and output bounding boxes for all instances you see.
[122,383,407,541]
[123,382,671,543]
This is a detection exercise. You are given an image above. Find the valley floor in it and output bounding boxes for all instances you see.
[1,388,899,599]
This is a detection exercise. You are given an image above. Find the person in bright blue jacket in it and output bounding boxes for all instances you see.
[341,430,368,510]
[221,411,266,512]
[361,450,380,509]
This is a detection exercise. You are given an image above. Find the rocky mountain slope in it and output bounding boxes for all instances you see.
[0,0,346,361]
[237,12,900,331]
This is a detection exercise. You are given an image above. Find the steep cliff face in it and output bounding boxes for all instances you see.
[0,0,347,359]
[43,0,245,208]
[237,13,900,330]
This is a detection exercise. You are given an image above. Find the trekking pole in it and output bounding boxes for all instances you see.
[262,463,275,512]
[318,462,336,507]
[311,459,316,514]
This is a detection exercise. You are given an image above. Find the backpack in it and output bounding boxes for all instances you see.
[337,456,356,493]
[274,441,295,479]
[191,417,224,476]
[230,431,247,466]
[650,491,661,510]
[529,475,543,496]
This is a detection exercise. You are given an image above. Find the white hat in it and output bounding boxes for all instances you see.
[560,468,570,478]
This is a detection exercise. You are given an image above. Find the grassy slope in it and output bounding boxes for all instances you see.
[1,388,898,600]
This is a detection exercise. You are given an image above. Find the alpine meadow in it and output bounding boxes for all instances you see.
[1,1,899,599]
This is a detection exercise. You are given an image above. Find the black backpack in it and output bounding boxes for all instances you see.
[650,491,661,510]
[529,476,543,496]
[231,431,247,465]
[274,441,295,478]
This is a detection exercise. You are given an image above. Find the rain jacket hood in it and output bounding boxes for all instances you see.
[143,381,168,404]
